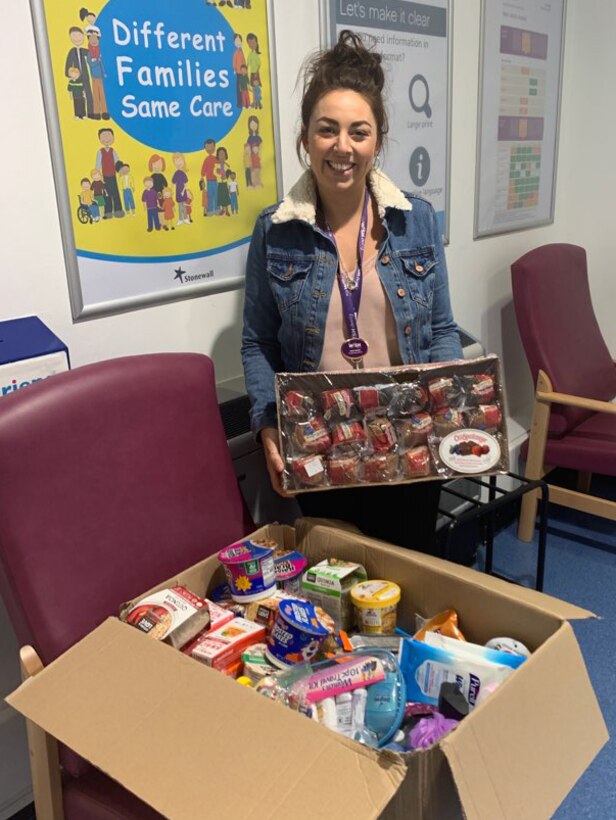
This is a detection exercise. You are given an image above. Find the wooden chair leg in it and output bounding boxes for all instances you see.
[518,371,552,542]
[577,471,592,493]
[20,646,64,820]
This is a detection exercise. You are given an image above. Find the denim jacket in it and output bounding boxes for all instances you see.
[241,169,462,434]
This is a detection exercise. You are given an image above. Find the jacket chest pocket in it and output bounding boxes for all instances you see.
[267,254,313,312]
[397,248,436,307]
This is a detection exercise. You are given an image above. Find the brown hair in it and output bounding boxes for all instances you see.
[296,30,387,165]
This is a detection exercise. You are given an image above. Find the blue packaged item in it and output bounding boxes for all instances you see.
[399,638,524,709]
[266,599,329,668]
[354,649,406,748]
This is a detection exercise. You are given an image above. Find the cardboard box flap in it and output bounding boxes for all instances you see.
[440,622,608,820]
[7,618,406,820]
[295,519,597,622]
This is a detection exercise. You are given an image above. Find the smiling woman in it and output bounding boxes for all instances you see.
[241,31,462,553]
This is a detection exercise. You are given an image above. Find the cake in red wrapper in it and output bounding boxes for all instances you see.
[331,421,366,447]
[464,374,495,406]
[363,452,399,483]
[353,385,393,413]
[402,445,432,478]
[327,454,362,485]
[283,390,316,420]
[428,376,461,409]
[320,388,355,421]
[291,417,331,454]
[391,381,429,415]
[291,454,327,486]
[433,406,465,437]
[366,417,397,452]
[396,412,433,448]
[465,404,502,433]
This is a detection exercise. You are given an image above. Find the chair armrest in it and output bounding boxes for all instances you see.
[20,645,45,679]
[19,646,64,820]
[536,389,616,415]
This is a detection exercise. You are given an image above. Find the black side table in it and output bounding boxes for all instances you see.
[437,471,548,591]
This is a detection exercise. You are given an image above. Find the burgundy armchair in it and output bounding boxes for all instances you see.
[0,353,254,818]
[511,243,616,540]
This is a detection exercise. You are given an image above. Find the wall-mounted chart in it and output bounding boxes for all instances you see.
[474,0,566,238]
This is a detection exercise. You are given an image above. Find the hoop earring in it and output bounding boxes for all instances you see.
[373,154,381,171]
[303,150,311,169]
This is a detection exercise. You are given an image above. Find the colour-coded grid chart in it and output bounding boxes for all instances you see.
[475,1,564,236]
[494,143,541,220]
[500,65,546,118]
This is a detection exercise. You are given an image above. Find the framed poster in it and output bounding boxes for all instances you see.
[474,0,566,238]
[31,0,281,319]
[321,0,451,241]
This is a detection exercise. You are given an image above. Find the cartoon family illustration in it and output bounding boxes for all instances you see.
[199,139,242,218]
[65,8,108,120]
[70,6,267,233]
[232,32,263,110]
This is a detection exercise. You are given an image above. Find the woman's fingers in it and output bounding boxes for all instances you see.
[260,427,287,496]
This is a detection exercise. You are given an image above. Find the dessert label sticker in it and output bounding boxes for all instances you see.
[439,429,501,473]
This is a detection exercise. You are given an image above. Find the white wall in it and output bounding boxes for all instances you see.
[1,0,614,409]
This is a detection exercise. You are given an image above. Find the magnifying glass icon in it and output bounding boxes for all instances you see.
[409,74,432,119]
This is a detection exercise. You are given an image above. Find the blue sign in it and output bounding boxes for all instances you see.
[97,0,240,152]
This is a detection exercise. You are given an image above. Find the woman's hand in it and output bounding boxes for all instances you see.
[260,427,286,496]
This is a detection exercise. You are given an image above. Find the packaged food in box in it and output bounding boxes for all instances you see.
[121,585,210,649]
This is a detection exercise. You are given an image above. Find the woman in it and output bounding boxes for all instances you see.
[171,152,189,225]
[148,154,167,208]
[246,32,261,88]
[241,32,462,552]
[215,146,232,216]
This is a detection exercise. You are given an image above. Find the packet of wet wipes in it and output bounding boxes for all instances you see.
[423,631,526,670]
[399,637,519,710]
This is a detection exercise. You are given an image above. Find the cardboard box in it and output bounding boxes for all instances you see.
[275,355,510,494]
[0,316,69,399]
[6,522,608,819]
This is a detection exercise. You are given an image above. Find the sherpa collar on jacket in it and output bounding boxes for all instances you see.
[272,168,412,225]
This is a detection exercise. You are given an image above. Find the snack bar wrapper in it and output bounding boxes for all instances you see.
[275,355,510,493]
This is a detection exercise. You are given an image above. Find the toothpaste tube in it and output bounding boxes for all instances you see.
[400,638,516,709]
[424,632,526,670]
[301,656,386,704]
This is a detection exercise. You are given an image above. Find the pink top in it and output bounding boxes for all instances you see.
[318,253,402,371]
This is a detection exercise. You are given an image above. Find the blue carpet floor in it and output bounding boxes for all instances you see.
[475,474,616,819]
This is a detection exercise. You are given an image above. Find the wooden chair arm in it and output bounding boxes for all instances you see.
[535,369,616,414]
[19,646,64,820]
[536,389,616,415]
[20,645,45,680]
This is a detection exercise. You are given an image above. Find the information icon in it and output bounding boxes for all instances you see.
[409,147,431,187]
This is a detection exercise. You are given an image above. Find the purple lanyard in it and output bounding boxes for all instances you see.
[323,188,370,341]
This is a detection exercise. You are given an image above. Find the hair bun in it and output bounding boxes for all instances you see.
[333,30,385,92]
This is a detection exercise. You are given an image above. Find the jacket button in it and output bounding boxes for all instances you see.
[404,325,412,336]
[397,288,405,298]
[415,263,424,272]
[381,254,390,265]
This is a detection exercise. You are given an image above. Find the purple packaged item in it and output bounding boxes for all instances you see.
[218,540,276,603]
[274,551,308,595]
